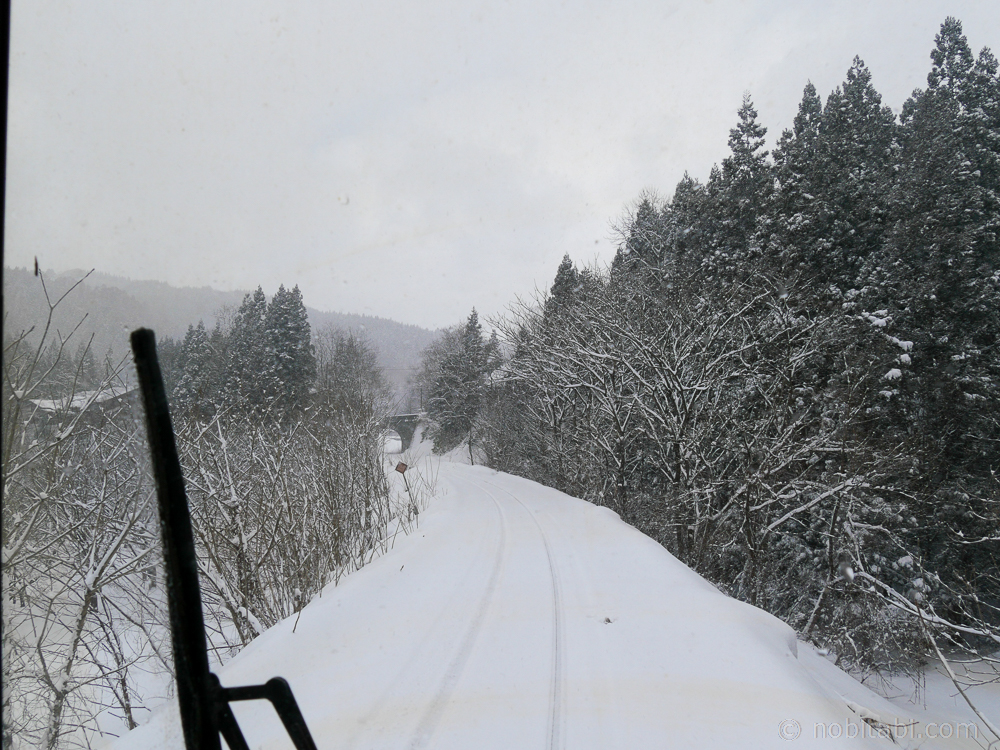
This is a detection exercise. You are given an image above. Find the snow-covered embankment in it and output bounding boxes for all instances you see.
[112,462,992,749]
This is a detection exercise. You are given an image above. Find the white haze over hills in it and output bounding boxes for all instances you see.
[7,2,999,329]
[3,266,439,403]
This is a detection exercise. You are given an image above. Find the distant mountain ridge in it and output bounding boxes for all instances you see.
[3,267,438,403]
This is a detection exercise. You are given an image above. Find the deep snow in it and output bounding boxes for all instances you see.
[110,460,995,749]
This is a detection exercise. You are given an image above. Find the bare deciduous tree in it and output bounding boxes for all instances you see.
[3,274,408,750]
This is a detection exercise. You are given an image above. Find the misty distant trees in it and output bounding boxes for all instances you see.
[314,325,392,426]
[417,309,499,461]
[460,18,999,678]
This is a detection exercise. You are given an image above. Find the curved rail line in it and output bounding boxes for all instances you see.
[342,474,507,750]
[407,475,508,749]
[480,476,565,750]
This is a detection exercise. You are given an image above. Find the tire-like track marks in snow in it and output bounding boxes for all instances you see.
[480,476,565,750]
[407,476,508,749]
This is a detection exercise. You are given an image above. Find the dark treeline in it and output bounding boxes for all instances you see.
[425,19,1000,675]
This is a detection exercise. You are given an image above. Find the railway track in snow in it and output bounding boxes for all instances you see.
[406,477,509,749]
[364,470,569,750]
[478,476,566,750]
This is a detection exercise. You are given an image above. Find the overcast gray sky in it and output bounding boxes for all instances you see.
[5,1,998,330]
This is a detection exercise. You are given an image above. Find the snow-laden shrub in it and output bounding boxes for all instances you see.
[177,407,392,648]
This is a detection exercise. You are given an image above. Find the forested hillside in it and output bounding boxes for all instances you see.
[421,19,1000,677]
[3,267,437,403]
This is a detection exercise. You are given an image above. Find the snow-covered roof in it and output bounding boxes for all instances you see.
[28,383,135,413]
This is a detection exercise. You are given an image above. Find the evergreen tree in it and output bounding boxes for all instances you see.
[226,287,274,413]
[173,321,217,419]
[265,284,316,412]
[722,93,770,195]
[724,95,770,220]
[613,196,665,271]
[871,19,1000,477]
[156,335,184,400]
[422,309,498,461]
[770,82,824,282]
[544,254,580,317]
[880,19,999,297]
[817,58,896,289]
[208,320,229,400]
[770,61,896,295]
[659,172,711,276]
[702,94,771,276]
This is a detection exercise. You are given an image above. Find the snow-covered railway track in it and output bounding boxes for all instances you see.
[113,463,941,750]
[336,471,510,750]
[406,476,508,749]
[337,468,571,750]
[478,476,566,750]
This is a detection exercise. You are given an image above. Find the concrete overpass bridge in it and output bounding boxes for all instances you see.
[384,413,421,451]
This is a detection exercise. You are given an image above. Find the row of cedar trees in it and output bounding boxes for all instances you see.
[158,283,393,423]
[420,19,1000,677]
[158,284,317,418]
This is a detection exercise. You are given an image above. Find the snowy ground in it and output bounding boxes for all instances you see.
[382,429,403,454]
[111,456,997,750]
